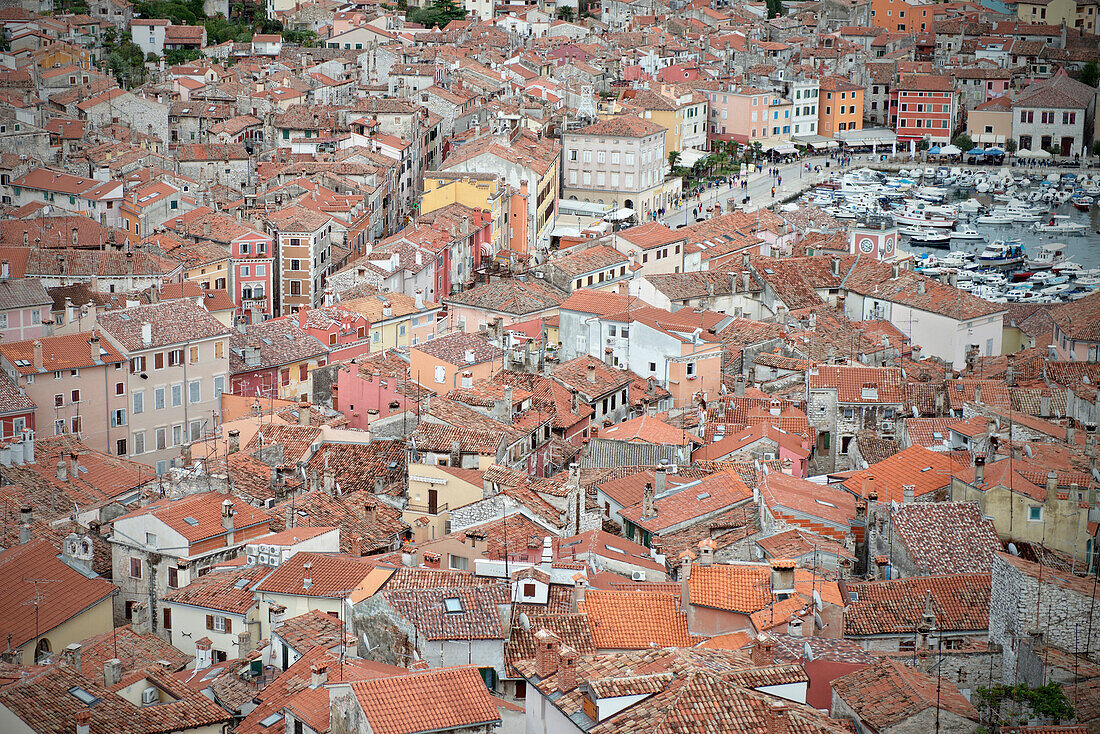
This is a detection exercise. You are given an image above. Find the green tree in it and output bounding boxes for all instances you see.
[765,0,783,18]
[101,28,148,87]
[952,133,973,151]
[165,47,202,65]
[282,29,319,45]
[1005,138,1017,154]
[1092,140,1100,157]
[1081,59,1099,88]
[667,150,681,170]
[407,0,466,28]
[916,138,930,151]
[558,6,574,21]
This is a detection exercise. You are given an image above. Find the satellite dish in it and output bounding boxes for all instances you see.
[1024,444,1033,457]
[912,405,919,418]
[519,613,530,630]
[813,611,824,630]
[803,641,814,662]
[812,589,822,612]
[861,460,869,469]
[1008,542,1019,556]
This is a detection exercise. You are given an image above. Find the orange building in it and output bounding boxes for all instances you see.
[819,76,865,138]
[870,0,948,31]
[409,332,505,393]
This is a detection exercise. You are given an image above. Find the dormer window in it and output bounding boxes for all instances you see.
[443,597,463,613]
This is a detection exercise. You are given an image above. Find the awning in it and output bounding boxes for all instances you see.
[940,144,961,155]
[792,134,838,148]
[607,207,635,221]
[677,148,709,167]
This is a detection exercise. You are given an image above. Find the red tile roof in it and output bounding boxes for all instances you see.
[579,590,693,648]
[113,492,270,545]
[832,659,978,729]
[0,538,116,651]
[808,365,907,404]
[890,501,1002,575]
[842,574,991,636]
[350,666,501,734]
[841,445,957,503]
[688,563,772,614]
[253,551,375,598]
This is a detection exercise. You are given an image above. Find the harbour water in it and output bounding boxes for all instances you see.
[902,195,1100,269]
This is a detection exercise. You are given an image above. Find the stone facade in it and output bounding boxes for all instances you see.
[989,553,1100,684]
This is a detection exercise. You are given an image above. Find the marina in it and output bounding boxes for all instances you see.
[802,165,1100,304]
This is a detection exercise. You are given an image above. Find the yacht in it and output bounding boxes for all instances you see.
[977,241,1026,268]
[1070,195,1093,211]
[1026,243,1069,271]
[976,211,1014,225]
[949,224,985,242]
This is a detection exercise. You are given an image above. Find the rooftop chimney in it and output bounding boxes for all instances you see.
[642,482,655,519]
[767,701,791,734]
[298,401,311,426]
[586,363,596,383]
[1045,470,1058,505]
[974,455,985,485]
[697,538,715,565]
[770,559,796,594]
[533,629,561,678]
[89,335,101,364]
[311,664,328,688]
[414,288,425,309]
[557,645,579,693]
[32,340,43,372]
[141,322,152,347]
[75,711,91,734]
[461,370,473,389]
[902,484,915,503]
[227,429,240,454]
[464,349,476,364]
[221,499,235,544]
[103,658,123,687]
[735,375,745,396]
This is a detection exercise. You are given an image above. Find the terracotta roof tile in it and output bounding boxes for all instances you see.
[579,590,692,648]
[832,659,978,729]
[890,501,1002,575]
[842,574,991,636]
[350,666,501,734]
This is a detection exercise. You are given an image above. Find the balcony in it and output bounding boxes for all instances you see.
[406,501,448,516]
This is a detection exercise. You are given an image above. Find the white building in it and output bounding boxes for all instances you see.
[789,79,820,136]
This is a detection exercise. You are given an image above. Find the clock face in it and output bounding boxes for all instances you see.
[885,237,895,254]
[859,238,875,254]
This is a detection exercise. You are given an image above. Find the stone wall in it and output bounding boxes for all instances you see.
[989,553,1100,684]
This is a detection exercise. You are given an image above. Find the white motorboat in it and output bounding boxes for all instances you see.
[909,230,952,249]
[949,224,985,242]
[976,212,1014,225]
[1026,243,1069,271]
[892,204,955,229]
[1052,260,1083,273]
[957,198,984,214]
[1033,216,1087,234]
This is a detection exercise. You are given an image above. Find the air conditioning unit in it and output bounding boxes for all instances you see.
[763,453,776,461]
[631,571,645,581]
[141,687,158,705]
[264,498,276,509]
[881,421,894,431]
[246,555,257,565]
[258,554,269,565]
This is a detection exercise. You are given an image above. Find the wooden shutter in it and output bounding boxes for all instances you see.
[163,608,172,630]
[206,614,214,630]
[225,618,232,634]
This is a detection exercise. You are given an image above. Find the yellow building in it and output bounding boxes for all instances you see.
[605,87,709,158]
[404,463,488,543]
[1,538,117,666]
[143,232,231,292]
[1016,0,1076,25]
[422,170,506,251]
[952,463,1097,565]
[967,96,1013,149]
[337,291,443,351]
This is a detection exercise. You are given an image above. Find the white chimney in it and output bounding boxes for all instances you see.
[464,349,476,363]
[460,370,473,389]
[414,288,425,309]
[20,429,33,464]
[141,322,152,347]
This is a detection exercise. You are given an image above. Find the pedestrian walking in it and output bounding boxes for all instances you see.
[777,175,782,186]
[771,187,776,198]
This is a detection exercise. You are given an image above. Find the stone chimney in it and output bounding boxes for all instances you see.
[603,346,613,367]
[227,429,240,454]
[311,663,328,688]
[69,452,79,477]
[572,573,587,610]
[1045,470,1058,506]
[32,340,43,372]
[89,334,101,364]
[586,363,596,383]
[414,289,425,309]
[902,484,915,503]
[770,560,796,595]
[461,370,473,389]
[56,459,68,481]
[103,658,123,687]
[19,506,32,544]
[298,401,311,426]
[130,601,150,635]
[61,642,81,670]
[735,375,745,396]
[861,474,876,498]
[641,482,655,519]
[750,635,774,666]
[75,711,91,734]
[697,538,715,565]
[141,322,152,347]
[533,629,561,678]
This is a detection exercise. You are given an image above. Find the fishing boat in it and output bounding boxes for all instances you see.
[1071,195,1094,211]
[949,224,985,242]
[909,230,951,249]
[977,240,1026,268]
[1033,216,1087,234]
[1026,243,1069,271]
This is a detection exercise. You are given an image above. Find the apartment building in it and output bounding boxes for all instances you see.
[0,332,127,454]
[97,299,231,471]
[562,116,671,218]
[9,168,124,227]
[1012,69,1094,157]
[265,204,334,316]
[890,74,956,146]
[819,76,865,138]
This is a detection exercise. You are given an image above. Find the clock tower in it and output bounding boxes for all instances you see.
[848,223,898,261]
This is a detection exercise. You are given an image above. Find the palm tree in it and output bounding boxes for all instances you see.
[668,150,681,171]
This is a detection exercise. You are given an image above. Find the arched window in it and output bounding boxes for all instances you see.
[34,637,51,663]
